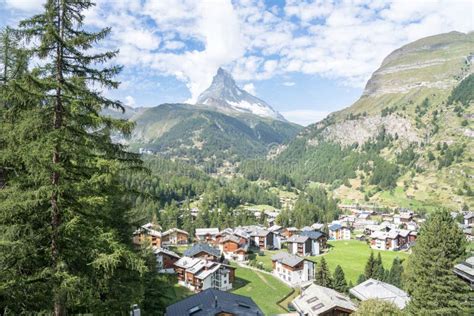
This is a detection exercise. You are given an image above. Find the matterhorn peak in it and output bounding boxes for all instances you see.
[196,68,286,121]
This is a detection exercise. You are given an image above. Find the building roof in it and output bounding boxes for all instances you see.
[174,256,202,269]
[220,235,241,244]
[465,212,474,220]
[311,223,325,230]
[268,224,282,232]
[195,228,219,236]
[292,284,356,315]
[183,243,221,258]
[162,227,189,236]
[300,230,325,240]
[329,224,342,231]
[287,235,309,243]
[166,288,263,316]
[133,222,162,237]
[454,256,474,282]
[349,278,410,309]
[271,252,305,268]
[152,247,181,259]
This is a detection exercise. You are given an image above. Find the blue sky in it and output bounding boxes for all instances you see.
[1,0,472,125]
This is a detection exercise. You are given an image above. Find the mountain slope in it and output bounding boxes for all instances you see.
[126,103,301,166]
[263,31,474,211]
[196,67,286,121]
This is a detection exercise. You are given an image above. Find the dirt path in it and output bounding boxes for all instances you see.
[255,270,276,290]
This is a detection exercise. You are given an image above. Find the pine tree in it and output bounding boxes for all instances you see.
[364,251,376,279]
[315,257,332,287]
[405,210,470,314]
[332,265,348,293]
[388,257,404,288]
[373,253,385,280]
[1,1,147,314]
[357,274,367,284]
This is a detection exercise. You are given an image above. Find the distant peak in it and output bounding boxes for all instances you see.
[196,67,286,121]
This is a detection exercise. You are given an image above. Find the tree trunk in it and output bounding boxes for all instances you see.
[52,1,65,315]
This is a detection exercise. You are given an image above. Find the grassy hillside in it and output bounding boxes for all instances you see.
[255,32,474,211]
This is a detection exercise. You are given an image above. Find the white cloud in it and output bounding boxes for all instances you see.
[6,0,471,104]
[124,95,136,107]
[281,110,330,126]
[242,83,256,95]
[4,0,45,11]
[283,81,296,86]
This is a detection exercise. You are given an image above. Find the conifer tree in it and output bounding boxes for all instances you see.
[315,257,332,287]
[373,253,385,280]
[1,1,146,314]
[388,257,404,288]
[405,210,470,314]
[357,274,367,284]
[364,251,376,279]
[332,265,348,293]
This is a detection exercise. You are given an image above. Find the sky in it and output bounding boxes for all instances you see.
[1,0,473,126]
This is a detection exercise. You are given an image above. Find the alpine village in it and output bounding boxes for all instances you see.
[0,1,473,316]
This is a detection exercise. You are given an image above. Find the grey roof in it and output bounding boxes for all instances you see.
[183,243,221,258]
[152,247,180,259]
[292,284,356,315]
[349,278,410,309]
[454,256,474,282]
[271,252,305,267]
[287,235,309,243]
[329,224,342,231]
[300,230,325,240]
[220,235,241,244]
[166,288,263,316]
[195,228,219,235]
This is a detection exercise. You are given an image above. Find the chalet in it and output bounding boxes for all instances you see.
[132,222,163,247]
[394,212,413,225]
[161,228,189,245]
[350,279,410,309]
[268,224,284,234]
[464,212,474,227]
[328,224,351,240]
[292,284,357,315]
[248,227,279,250]
[165,288,263,316]
[184,243,221,261]
[217,235,249,262]
[282,227,300,238]
[454,256,474,289]
[152,247,180,273]
[287,235,312,256]
[370,229,416,251]
[271,253,315,287]
[174,257,235,293]
[300,230,327,255]
[195,228,219,242]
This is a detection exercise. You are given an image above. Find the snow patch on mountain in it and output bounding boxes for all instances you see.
[196,67,286,121]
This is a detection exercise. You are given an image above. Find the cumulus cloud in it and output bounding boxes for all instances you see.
[242,83,256,95]
[283,81,296,87]
[4,0,45,11]
[4,0,472,104]
[124,95,136,107]
[281,110,330,126]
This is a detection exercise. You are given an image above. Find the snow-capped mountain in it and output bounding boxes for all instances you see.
[196,67,286,121]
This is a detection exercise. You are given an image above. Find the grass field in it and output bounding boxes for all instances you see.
[230,263,292,315]
[255,240,410,284]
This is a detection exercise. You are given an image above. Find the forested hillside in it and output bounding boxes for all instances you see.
[243,32,474,212]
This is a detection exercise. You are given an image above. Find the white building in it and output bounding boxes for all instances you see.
[174,256,235,293]
[292,283,357,315]
[350,278,410,309]
[271,252,315,287]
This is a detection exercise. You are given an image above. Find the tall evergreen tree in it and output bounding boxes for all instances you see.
[388,257,404,288]
[373,253,385,280]
[1,1,147,314]
[364,251,376,279]
[357,274,367,285]
[332,265,348,293]
[405,210,470,314]
[315,257,332,288]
